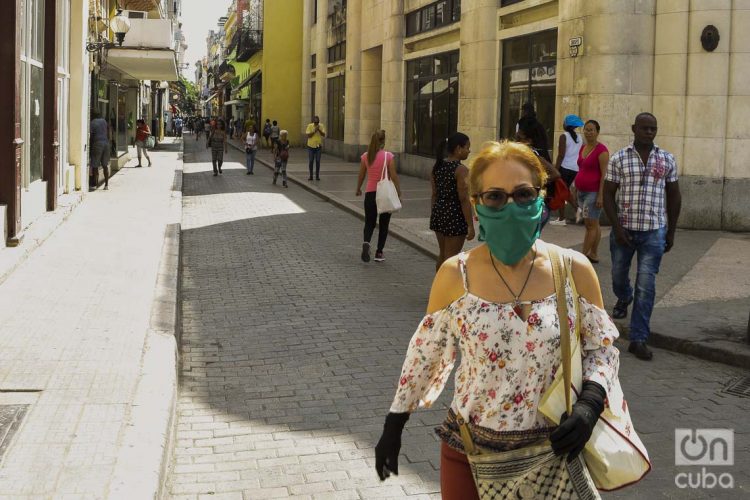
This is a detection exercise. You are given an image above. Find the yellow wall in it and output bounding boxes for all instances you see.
[261,0,304,145]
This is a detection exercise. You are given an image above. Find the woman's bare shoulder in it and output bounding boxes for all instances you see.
[426,255,466,314]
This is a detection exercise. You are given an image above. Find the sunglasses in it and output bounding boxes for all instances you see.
[474,186,541,209]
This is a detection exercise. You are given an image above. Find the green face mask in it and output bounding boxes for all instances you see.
[475,198,544,265]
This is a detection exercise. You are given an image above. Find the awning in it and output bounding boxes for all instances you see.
[224,100,248,106]
[107,48,179,81]
[235,69,260,91]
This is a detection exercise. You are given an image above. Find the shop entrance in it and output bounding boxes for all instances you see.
[500,29,557,149]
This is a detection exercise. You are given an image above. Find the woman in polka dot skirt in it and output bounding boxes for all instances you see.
[430,132,474,271]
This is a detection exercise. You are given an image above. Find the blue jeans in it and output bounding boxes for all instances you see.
[610,226,666,342]
[308,147,322,178]
[246,149,257,173]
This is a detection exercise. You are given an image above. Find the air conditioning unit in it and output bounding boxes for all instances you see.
[122,10,147,19]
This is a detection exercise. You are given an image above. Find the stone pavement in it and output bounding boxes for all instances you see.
[170,136,749,499]
[0,139,182,498]
[226,139,750,368]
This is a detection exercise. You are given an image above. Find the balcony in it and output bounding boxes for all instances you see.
[121,18,173,49]
[235,29,263,62]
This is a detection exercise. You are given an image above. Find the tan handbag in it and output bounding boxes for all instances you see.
[539,245,651,491]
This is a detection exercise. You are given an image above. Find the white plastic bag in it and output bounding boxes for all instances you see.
[375,151,401,214]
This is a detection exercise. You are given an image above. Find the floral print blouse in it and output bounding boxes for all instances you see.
[390,251,621,433]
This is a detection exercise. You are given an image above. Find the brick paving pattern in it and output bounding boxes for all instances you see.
[170,137,749,499]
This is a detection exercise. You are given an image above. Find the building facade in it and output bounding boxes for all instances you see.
[302,0,750,231]
[199,0,304,144]
[0,0,181,247]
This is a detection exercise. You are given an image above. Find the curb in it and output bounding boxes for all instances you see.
[0,191,84,286]
[228,142,439,261]
[107,165,183,499]
[616,321,750,369]
[229,142,749,369]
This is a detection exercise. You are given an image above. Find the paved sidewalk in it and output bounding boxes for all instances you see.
[171,137,749,499]
[226,138,750,367]
[0,140,182,497]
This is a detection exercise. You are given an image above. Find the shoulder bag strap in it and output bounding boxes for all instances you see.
[380,151,390,182]
[548,244,573,416]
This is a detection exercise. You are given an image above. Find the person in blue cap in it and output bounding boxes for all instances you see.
[551,114,585,225]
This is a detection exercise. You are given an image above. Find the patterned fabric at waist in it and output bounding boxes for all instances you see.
[435,408,554,454]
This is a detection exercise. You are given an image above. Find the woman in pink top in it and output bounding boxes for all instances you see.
[575,120,609,263]
[355,130,401,263]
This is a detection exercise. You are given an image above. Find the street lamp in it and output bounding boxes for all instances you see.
[86,10,131,52]
[110,10,132,46]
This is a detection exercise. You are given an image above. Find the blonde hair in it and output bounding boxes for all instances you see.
[367,129,386,165]
[280,130,288,138]
[468,140,548,196]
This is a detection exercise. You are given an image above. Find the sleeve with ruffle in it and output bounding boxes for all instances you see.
[578,298,624,415]
[389,308,457,413]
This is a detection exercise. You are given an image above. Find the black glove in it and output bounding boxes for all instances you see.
[374,412,410,480]
[550,381,606,462]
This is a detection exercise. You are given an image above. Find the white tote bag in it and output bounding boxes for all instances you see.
[375,151,402,214]
[539,245,651,492]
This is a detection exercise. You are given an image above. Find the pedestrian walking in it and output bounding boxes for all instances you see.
[262,118,272,148]
[245,125,259,175]
[228,115,234,139]
[375,140,637,499]
[89,111,110,190]
[515,117,560,228]
[515,102,549,154]
[195,117,204,140]
[235,118,243,139]
[272,130,290,187]
[355,129,401,263]
[134,119,152,168]
[551,114,584,225]
[430,132,474,271]
[208,119,228,176]
[270,120,280,149]
[603,112,682,361]
[575,120,609,264]
[306,115,326,180]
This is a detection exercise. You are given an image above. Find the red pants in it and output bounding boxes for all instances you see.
[440,442,480,500]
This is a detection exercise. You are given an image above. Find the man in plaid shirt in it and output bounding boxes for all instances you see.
[603,112,682,361]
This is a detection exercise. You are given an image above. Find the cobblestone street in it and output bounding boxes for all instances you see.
[169,137,749,500]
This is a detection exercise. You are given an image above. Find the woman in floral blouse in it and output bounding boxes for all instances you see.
[374,141,622,499]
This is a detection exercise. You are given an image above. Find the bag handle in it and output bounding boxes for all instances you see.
[548,244,574,417]
[379,151,391,182]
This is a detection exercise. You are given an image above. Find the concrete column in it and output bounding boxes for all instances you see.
[301,0,313,140]
[557,0,655,149]
[381,0,405,153]
[723,1,750,229]
[315,0,329,125]
[359,46,383,146]
[458,0,499,148]
[677,0,731,228]
[344,0,362,156]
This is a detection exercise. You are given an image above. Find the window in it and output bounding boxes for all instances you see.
[20,0,46,186]
[405,51,459,157]
[405,0,460,37]
[501,0,524,6]
[327,41,346,63]
[313,0,318,24]
[311,53,316,69]
[327,75,345,141]
[500,30,557,148]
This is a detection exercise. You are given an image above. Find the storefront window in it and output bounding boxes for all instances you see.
[327,75,345,141]
[405,51,459,157]
[20,0,45,185]
[405,0,460,37]
[500,29,557,148]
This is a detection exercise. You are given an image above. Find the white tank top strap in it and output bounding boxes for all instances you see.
[456,252,470,292]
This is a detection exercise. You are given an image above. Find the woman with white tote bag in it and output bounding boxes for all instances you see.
[355,130,402,263]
